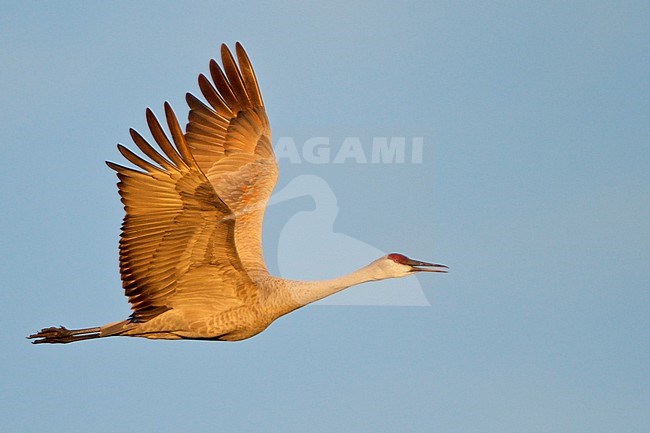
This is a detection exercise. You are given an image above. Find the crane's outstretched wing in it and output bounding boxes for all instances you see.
[184,43,278,219]
[107,43,275,323]
[107,103,257,323]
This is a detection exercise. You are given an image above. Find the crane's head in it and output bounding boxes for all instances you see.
[373,253,448,279]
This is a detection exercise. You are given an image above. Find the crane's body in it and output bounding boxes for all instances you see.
[29,43,447,345]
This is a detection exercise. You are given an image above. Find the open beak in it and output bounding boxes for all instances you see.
[405,258,448,273]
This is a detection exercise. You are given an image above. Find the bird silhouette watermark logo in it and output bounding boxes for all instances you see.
[269,175,432,306]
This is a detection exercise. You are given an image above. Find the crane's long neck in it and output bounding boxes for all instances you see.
[285,262,382,307]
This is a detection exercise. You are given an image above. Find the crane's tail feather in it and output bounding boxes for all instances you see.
[28,320,133,344]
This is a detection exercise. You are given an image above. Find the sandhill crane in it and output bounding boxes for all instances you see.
[28,43,447,344]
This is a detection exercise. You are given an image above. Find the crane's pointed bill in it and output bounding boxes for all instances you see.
[405,259,448,273]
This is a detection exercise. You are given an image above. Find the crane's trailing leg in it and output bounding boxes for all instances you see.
[28,326,101,344]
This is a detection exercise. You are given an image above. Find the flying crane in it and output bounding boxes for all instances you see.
[28,43,447,344]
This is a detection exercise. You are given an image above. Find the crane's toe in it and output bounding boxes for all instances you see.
[28,326,73,344]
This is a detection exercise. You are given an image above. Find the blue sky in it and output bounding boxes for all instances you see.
[1,1,648,432]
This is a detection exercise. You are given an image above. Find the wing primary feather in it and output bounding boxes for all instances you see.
[220,44,250,107]
[105,160,147,176]
[209,59,239,109]
[145,108,188,170]
[163,102,196,168]
[105,160,125,173]
[129,128,175,170]
[186,94,228,135]
[117,144,164,173]
[187,92,214,115]
[198,74,233,116]
[186,92,230,125]
[235,42,263,107]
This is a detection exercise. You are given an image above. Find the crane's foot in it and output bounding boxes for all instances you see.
[28,325,100,344]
